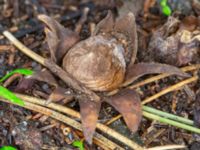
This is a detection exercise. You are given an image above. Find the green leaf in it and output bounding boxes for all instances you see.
[160,0,167,7]
[72,140,84,150]
[162,5,172,16]
[0,146,17,150]
[0,68,34,83]
[0,86,24,106]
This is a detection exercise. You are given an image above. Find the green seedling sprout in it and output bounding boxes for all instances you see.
[0,68,34,106]
[160,0,172,16]
[72,140,84,150]
[0,68,33,83]
[0,146,17,150]
[0,86,24,106]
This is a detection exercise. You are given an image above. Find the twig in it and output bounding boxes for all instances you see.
[2,30,100,102]
[129,64,200,89]
[146,145,186,150]
[15,93,144,150]
[0,45,12,52]
[19,93,195,149]
[0,25,43,42]
[0,12,81,40]
[145,129,166,146]
[75,7,89,33]
[142,76,198,104]
[0,98,124,150]
[3,31,45,64]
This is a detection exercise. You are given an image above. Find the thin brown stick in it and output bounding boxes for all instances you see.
[0,98,124,150]
[2,30,100,102]
[3,31,45,65]
[75,7,89,33]
[0,45,12,52]
[15,93,144,150]
[146,145,186,150]
[129,64,200,89]
[142,76,198,104]
[105,114,121,125]
[3,73,22,87]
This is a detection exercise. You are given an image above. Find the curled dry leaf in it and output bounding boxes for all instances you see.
[147,16,200,66]
[15,78,35,93]
[30,69,58,87]
[13,126,43,150]
[38,11,189,144]
[15,69,58,92]
[15,69,72,103]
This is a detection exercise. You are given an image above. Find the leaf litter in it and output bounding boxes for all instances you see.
[0,0,200,149]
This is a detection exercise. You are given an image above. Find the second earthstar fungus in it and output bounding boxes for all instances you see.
[23,11,190,144]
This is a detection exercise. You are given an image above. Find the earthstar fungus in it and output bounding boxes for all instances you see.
[38,11,189,144]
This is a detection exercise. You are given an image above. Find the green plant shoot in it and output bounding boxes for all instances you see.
[160,0,167,7]
[162,5,172,16]
[0,86,24,106]
[0,68,33,83]
[0,68,33,106]
[72,140,84,150]
[0,146,17,150]
[160,0,172,16]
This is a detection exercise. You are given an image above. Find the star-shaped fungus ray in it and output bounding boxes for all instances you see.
[105,89,142,132]
[38,15,80,63]
[79,99,101,144]
[123,62,190,87]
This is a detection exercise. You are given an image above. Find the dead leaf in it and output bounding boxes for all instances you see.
[30,69,58,87]
[180,16,199,31]
[15,69,58,92]
[15,78,35,93]
[147,16,200,66]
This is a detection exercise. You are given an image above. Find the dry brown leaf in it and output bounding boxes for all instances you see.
[147,16,200,66]
[15,69,58,92]
[15,78,35,92]
[30,69,58,87]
